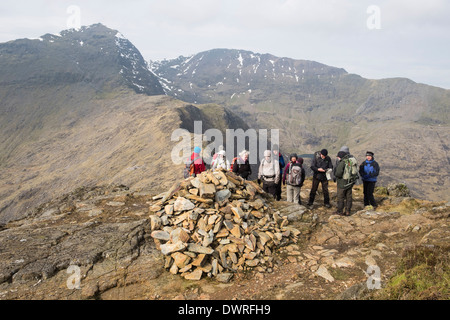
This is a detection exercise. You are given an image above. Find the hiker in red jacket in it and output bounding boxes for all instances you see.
[190,147,206,176]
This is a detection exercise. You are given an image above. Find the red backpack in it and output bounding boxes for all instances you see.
[229,157,239,171]
[183,156,201,178]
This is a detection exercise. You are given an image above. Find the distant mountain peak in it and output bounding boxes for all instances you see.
[149,48,347,102]
[0,24,164,96]
[36,23,118,43]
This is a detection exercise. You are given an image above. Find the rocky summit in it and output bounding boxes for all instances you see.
[0,174,448,300]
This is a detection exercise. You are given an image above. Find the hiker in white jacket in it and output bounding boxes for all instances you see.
[211,150,231,171]
[258,150,280,198]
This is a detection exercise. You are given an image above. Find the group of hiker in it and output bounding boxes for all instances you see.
[185,146,252,180]
[185,144,380,216]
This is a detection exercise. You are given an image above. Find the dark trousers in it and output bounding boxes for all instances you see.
[276,182,282,201]
[337,187,353,214]
[363,181,377,207]
[263,181,277,199]
[309,177,330,205]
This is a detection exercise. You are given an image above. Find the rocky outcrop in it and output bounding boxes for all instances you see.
[0,185,165,299]
[387,183,411,197]
[0,178,313,300]
[0,179,448,300]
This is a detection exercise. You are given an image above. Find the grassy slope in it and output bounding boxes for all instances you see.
[372,245,449,300]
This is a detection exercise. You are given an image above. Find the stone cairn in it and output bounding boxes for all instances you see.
[148,169,302,282]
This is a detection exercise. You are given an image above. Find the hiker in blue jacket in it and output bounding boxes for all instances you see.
[359,151,380,208]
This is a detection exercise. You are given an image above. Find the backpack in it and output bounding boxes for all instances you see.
[230,157,239,171]
[312,151,321,169]
[342,156,359,187]
[287,163,303,186]
[314,151,322,163]
[183,156,201,179]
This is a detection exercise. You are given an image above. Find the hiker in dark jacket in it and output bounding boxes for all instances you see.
[296,157,306,205]
[272,145,285,201]
[333,146,350,182]
[233,150,252,179]
[282,154,305,204]
[308,149,333,208]
[359,151,380,208]
[334,151,354,216]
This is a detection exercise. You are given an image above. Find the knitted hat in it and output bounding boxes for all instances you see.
[194,147,201,154]
[289,153,298,161]
[337,151,347,159]
[264,150,272,157]
[366,151,374,157]
[321,149,328,157]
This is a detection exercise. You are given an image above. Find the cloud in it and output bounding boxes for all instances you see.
[0,0,449,88]
[146,0,222,26]
[235,0,357,28]
[382,0,450,27]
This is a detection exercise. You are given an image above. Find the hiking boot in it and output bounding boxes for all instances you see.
[332,211,344,216]
[306,203,313,209]
[324,204,332,209]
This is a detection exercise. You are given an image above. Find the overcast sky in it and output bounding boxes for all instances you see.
[1,0,449,89]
